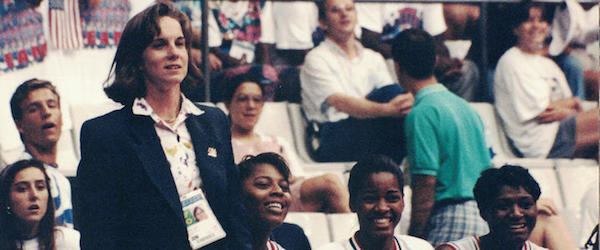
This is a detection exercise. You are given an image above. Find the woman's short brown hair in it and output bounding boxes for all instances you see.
[103,1,203,105]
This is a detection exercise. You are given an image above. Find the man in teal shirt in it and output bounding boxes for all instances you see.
[391,29,492,246]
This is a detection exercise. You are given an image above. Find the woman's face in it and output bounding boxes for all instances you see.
[351,172,404,240]
[514,7,549,51]
[9,167,48,227]
[194,207,206,221]
[242,163,291,229]
[142,16,189,91]
[483,185,537,245]
[227,82,265,133]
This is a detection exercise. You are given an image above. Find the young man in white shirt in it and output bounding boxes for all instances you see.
[9,78,74,228]
[300,0,413,163]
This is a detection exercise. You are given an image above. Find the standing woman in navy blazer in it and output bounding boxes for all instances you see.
[76,2,252,249]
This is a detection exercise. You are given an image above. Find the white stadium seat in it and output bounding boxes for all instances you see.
[327,213,359,242]
[284,212,331,248]
[70,102,122,159]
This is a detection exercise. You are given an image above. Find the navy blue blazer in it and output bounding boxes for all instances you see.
[76,104,252,250]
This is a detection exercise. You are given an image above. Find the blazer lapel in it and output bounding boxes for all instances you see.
[186,114,221,197]
[127,114,184,224]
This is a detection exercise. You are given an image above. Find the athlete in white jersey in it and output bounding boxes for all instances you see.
[318,155,433,250]
[319,232,433,250]
[436,165,548,250]
[438,236,546,250]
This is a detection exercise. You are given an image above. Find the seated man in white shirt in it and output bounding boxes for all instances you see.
[9,78,74,228]
[300,0,413,163]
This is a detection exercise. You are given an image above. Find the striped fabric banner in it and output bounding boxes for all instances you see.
[49,0,83,49]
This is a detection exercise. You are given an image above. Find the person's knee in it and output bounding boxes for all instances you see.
[319,173,347,195]
[300,174,346,199]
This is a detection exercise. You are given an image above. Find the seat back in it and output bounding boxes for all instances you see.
[527,165,565,209]
[287,103,319,163]
[327,213,359,242]
[70,102,122,159]
[284,212,331,248]
[255,102,295,143]
[555,160,599,212]
[217,102,294,144]
[469,102,517,159]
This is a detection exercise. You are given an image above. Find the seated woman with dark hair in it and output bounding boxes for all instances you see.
[238,152,297,250]
[493,0,598,159]
[318,155,433,250]
[225,73,350,213]
[0,159,79,250]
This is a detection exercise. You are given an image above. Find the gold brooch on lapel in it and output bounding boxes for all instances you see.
[207,147,217,158]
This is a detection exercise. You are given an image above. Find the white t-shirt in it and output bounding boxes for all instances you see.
[494,47,573,158]
[439,236,547,250]
[381,3,446,41]
[272,1,319,50]
[19,227,80,250]
[317,232,433,250]
[300,38,394,123]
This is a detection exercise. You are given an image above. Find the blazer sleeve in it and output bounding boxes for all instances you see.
[76,118,122,249]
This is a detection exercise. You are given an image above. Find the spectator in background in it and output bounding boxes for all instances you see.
[225,73,350,213]
[76,2,251,249]
[0,159,80,249]
[442,4,480,42]
[357,2,480,101]
[356,2,446,58]
[436,165,546,250]
[198,0,280,103]
[391,29,491,245]
[171,0,225,72]
[547,0,599,101]
[209,0,274,66]
[301,0,413,163]
[270,1,320,103]
[9,79,73,228]
[494,0,599,159]
[271,1,319,67]
[317,155,434,250]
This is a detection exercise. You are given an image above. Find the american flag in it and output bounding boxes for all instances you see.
[49,0,83,49]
